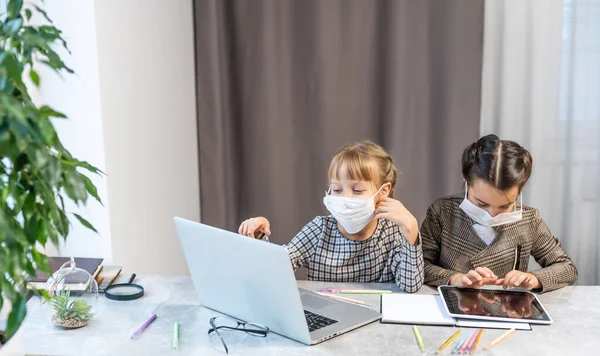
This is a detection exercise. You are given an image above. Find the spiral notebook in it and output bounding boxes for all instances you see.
[380,294,531,330]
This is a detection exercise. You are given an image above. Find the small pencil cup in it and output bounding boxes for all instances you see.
[44,258,99,329]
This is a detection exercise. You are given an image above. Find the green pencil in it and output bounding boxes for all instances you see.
[413,325,426,353]
[173,322,179,350]
[338,289,392,294]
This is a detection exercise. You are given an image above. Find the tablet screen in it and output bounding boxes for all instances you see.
[439,286,552,322]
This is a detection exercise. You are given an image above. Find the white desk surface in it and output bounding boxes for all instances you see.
[21,276,600,355]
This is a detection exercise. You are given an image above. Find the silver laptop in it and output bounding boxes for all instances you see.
[174,217,381,345]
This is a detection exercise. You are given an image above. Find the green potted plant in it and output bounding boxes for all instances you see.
[49,290,93,329]
[0,0,102,342]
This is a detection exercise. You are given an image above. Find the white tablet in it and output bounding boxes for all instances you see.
[438,286,553,325]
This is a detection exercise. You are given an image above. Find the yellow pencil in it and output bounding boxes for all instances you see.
[485,328,516,350]
[413,325,426,353]
[469,329,483,354]
[435,330,461,354]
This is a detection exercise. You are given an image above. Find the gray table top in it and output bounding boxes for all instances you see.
[22,276,600,356]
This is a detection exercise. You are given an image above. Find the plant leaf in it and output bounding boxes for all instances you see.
[3,53,23,85]
[50,208,68,237]
[80,174,102,204]
[6,294,26,339]
[25,8,32,21]
[73,213,98,233]
[7,0,23,19]
[9,117,32,139]
[47,221,59,245]
[39,105,66,119]
[37,117,56,145]
[41,157,62,186]
[31,248,51,276]
[26,147,50,169]
[42,48,73,73]
[33,4,53,24]
[0,120,9,141]
[64,171,87,202]
[29,69,40,86]
[38,289,51,301]
[78,160,104,174]
[60,159,104,175]
[3,17,23,35]
[36,217,49,246]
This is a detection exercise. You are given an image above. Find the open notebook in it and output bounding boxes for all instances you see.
[381,294,531,330]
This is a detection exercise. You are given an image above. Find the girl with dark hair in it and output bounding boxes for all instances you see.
[421,134,577,294]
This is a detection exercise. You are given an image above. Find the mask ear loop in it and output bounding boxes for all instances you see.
[371,184,387,200]
[511,189,524,212]
[464,181,468,199]
[518,191,523,212]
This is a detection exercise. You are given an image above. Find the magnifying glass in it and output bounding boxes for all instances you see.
[105,273,145,301]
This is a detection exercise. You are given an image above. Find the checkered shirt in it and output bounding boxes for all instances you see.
[265,216,424,293]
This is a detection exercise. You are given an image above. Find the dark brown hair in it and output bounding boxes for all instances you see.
[329,141,398,198]
[462,134,533,191]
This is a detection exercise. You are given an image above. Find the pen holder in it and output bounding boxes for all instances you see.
[43,259,99,329]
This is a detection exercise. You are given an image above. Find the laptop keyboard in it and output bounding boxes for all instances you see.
[304,310,338,332]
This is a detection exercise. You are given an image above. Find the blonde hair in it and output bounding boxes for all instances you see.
[328,141,398,198]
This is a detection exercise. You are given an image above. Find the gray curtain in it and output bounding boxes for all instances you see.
[193,0,484,250]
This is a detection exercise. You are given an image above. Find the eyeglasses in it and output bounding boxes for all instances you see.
[208,316,269,354]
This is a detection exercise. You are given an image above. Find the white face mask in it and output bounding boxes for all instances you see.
[323,185,384,234]
[459,182,523,227]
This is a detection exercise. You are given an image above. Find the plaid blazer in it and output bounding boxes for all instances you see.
[421,195,578,293]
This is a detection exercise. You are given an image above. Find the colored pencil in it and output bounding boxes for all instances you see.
[485,328,516,350]
[173,322,179,349]
[436,330,461,354]
[413,325,426,353]
[464,329,481,354]
[451,333,471,355]
[131,314,157,339]
[459,329,477,354]
[469,329,484,354]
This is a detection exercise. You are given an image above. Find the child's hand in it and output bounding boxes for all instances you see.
[374,197,419,244]
[450,267,498,288]
[495,270,541,290]
[238,217,271,238]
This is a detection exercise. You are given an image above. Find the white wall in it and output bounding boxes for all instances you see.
[36,0,113,261]
[93,0,200,275]
[25,0,199,274]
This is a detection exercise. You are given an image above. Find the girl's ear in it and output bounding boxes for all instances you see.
[379,182,392,199]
